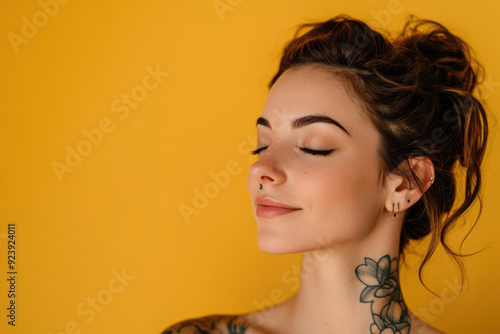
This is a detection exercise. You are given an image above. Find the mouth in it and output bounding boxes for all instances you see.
[255,196,302,218]
[256,206,302,218]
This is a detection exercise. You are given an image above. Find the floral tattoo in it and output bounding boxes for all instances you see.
[356,255,411,334]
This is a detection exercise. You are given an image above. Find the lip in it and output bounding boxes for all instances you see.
[255,196,302,218]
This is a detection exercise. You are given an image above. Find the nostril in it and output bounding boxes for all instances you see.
[260,175,274,182]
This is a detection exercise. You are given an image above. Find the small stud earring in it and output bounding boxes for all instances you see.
[430,176,434,183]
[259,183,263,190]
[407,199,410,203]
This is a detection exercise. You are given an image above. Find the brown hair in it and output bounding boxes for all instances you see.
[268,15,489,290]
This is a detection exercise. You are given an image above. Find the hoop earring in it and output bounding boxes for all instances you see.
[392,202,399,217]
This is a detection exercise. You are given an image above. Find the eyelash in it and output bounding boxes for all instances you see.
[251,146,334,156]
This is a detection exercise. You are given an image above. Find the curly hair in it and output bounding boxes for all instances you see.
[268,14,489,290]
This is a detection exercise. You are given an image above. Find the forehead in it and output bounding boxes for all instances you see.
[261,64,371,131]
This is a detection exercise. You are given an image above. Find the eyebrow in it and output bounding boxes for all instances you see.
[256,114,350,136]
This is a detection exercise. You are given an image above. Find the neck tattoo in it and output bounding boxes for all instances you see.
[356,255,411,334]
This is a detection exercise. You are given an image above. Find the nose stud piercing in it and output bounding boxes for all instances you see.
[259,183,263,190]
[392,202,400,217]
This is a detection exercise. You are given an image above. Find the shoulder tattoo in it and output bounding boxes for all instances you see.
[163,315,250,334]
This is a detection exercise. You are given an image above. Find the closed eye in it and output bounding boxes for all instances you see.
[251,146,334,156]
[251,146,268,155]
[300,148,334,156]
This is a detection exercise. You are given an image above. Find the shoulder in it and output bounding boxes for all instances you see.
[161,314,252,334]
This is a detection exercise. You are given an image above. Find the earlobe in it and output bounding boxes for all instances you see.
[384,157,435,216]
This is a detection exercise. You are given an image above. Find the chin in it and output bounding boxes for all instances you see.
[256,232,308,254]
[256,232,286,254]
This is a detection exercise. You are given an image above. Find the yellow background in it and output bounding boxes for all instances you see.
[1,0,499,333]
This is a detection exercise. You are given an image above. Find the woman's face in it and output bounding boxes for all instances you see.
[247,64,390,254]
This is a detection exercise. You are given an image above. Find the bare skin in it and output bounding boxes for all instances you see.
[163,64,444,334]
[162,311,445,334]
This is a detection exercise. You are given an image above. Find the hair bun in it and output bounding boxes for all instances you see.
[396,17,481,93]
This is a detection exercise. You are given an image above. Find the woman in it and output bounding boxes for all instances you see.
[163,14,488,334]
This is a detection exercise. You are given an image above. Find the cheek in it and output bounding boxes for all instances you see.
[300,156,383,240]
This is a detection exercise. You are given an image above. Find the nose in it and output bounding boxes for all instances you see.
[247,149,287,191]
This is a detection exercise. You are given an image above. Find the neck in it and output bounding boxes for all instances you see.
[280,224,410,333]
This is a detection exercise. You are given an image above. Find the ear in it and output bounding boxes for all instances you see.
[384,157,435,217]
